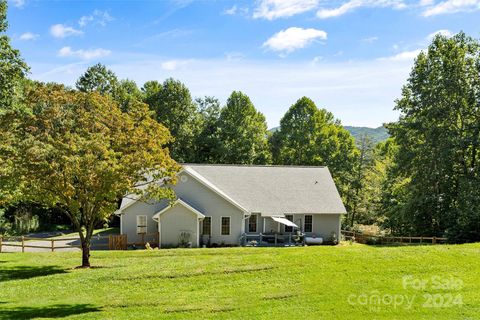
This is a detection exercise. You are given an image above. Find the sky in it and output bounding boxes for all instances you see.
[6,0,480,128]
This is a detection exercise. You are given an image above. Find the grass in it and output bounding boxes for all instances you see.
[0,243,479,319]
[50,227,120,239]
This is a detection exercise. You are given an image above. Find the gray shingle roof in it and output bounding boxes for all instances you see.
[184,164,346,215]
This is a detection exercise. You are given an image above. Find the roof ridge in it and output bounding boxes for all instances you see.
[181,163,328,168]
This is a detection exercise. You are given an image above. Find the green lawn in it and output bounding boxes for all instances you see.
[0,243,479,319]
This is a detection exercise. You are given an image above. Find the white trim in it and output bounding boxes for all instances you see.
[263,217,266,233]
[120,215,123,235]
[152,198,205,220]
[197,217,200,247]
[220,216,231,236]
[136,215,147,234]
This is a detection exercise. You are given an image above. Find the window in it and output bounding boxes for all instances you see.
[221,217,230,235]
[248,214,257,233]
[285,215,294,233]
[136,215,147,234]
[202,217,211,236]
[304,215,313,233]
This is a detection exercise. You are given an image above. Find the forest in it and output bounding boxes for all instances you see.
[1,1,479,244]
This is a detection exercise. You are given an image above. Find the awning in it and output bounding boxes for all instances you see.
[271,216,298,228]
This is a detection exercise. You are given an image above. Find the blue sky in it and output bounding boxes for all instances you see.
[6,0,480,128]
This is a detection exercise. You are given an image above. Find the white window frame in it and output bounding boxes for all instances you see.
[304,215,313,233]
[136,215,147,234]
[221,216,231,236]
[248,214,258,233]
[202,216,212,236]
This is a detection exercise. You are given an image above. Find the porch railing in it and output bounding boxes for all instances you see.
[239,232,305,247]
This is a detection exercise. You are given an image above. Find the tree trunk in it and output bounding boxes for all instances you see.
[81,242,90,267]
[80,237,91,268]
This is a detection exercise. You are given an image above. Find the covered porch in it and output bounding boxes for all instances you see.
[241,214,305,247]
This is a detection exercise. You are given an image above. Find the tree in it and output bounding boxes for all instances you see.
[348,134,375,227]
[113,79,143,112]
[271,97,358,211]
[214,91,271,164]
[142,78,200,163]
[0,82,179,267]
[193,96,222,163]
[385,33,480,242]
[76,63,118,95]
[0,0,29,110]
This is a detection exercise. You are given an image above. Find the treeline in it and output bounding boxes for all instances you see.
[0,0,479,242]
[71,64,363,218]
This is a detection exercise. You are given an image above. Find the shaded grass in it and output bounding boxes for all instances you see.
[0,244,479,319]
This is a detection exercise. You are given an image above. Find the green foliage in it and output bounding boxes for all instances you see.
[142,78,200,163]
[76,63,118,95]
[383,33,480,242]
[214,91,271,164]
[0,0,29,111]
[0,82,179,265]
[271,97,359,210]
[193,96,222,163]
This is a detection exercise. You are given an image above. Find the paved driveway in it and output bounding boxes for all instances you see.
[1,231,110,252]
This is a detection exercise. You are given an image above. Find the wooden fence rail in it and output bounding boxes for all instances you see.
[341,230,447,245]
[0,233,161,252]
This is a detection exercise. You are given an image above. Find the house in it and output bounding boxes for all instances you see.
[115,164,346,248]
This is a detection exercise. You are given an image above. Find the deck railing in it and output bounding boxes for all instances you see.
[240,232,305,247]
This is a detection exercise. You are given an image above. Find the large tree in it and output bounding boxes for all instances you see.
[271,97,358,210]
[214,91,271,164]
[76,63,118,95]
[385,33,480,242]
[0,82,179,267]
[0,0,28,203]
[193,96,222,163]
[142,78,200,163]
[0,0,28,110]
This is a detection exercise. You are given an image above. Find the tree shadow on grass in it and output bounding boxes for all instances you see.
[0,265,68,282]
[0,304,101,320]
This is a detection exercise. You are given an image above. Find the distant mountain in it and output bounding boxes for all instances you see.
[268,126,389,144]
[344,126,389,144]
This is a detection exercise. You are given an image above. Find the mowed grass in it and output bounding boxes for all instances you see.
[0,243,479,319]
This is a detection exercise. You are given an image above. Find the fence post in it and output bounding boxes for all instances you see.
[274,233,277,246]
[420,236,423,244]
[432,236,437,244]
[51,239,55,252]
[21,236,25,252]
[0,235,2,253]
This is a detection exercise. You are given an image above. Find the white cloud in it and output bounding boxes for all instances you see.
[253,0,319,20]
[30,56,412,128]
[161,59,192,71]
[79,10,114,27]
[223,5,238,15]
[19,32,39,41]
[380,49,423,61]
[58,46,111,60]
[317,0,406,18]
[419,0,435,6]
[361,36,379,43]
[263,27,327,54]
[50,24,83,38]
[426,29,453,40]
[10,0,25,8]
[422,0,480,16]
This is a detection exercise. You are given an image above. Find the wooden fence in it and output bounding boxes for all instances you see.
[0,233,160,252]
[341,230,447,245]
